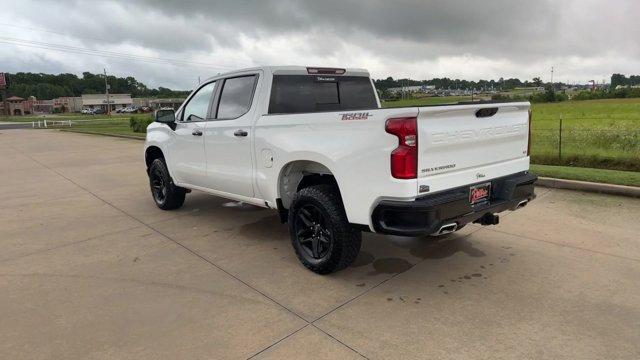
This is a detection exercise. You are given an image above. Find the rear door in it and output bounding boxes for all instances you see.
[416,102,530,194]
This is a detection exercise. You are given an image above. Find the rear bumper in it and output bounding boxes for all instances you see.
[372,171,537,236]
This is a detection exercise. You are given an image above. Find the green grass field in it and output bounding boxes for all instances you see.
[44,117,146,139]
[382,96,472,107]
[530,99,640,171]
[0,113,150,123]
[531,164,640,187]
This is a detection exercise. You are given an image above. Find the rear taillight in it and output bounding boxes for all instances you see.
[385,117,418,179]
[527,109,532,156]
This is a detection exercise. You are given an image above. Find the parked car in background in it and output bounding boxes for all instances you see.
[81,108,93,115]
[93,108,105,115]
[120,106,140,114]
[144,66,536,274]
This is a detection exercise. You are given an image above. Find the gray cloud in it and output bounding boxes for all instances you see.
[128,0,561,56]
[1,0,639,89]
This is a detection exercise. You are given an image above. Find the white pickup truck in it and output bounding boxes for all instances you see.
[144,66,536,274]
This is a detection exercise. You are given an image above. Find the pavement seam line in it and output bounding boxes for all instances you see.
[245,324,310,359]
[305,227,484,360]
[8,138,373,359]
[0,224,142,264]
[8,142,311,324]
[310,324,370,359]
[244,323,369,360]
[479,226,640,263]
[311,226,485,324]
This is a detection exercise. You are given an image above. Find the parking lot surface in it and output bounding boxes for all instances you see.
[1,129,639,360]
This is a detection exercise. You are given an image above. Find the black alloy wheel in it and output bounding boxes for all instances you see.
[294,203,334,261]
[289,184,361,274]
[148,158,186,210]
[149,167,167,205]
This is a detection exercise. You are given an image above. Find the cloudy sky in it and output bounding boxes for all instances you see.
[2,0,639,89]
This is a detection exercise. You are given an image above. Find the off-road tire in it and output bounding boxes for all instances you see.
[148,158,186,210]
[289,184,361,274]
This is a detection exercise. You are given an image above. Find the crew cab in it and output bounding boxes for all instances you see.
[144,66,536,274]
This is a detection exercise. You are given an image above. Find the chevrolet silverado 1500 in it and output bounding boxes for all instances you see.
[144,66,536,274]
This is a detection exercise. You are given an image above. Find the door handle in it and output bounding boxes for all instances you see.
[234,129,248,137]
[192,129,203,136]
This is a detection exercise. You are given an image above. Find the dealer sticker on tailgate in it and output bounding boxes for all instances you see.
[469,182,491,204]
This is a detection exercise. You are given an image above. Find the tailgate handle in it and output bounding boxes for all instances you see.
[476,108,499,118]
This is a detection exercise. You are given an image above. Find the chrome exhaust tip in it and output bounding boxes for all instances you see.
[512,199,528,210]
[431,223,458,236]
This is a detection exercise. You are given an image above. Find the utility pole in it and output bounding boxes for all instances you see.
[104,68,110,115]
[0,73,8,116]
[550,66,554,90]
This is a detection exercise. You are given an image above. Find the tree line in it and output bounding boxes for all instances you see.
[374,76,546,91]
[376,73,640,103]
[610,74,640,89]
[5,72,190,100]
[6,71,639,101]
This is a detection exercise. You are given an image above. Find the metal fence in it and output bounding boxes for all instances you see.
[530,117,640,171]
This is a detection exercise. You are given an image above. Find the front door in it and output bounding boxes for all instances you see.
[203,74,258,197]
[170,81,217,187]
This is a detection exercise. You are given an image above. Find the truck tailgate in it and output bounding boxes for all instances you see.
[416,102,531,195]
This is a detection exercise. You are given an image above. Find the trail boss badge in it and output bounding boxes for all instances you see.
[340,112,373,121]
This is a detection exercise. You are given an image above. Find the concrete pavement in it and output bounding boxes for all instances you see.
[1,129,639,359]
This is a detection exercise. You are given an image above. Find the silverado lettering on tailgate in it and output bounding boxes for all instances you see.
[430,123,527,144]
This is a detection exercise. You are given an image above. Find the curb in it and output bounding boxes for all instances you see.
[58,129,145,141]
[536,177,640,198]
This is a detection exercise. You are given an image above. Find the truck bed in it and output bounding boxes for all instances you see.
[254,101,531,228]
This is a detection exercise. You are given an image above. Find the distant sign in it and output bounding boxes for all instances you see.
[0,73,6,88]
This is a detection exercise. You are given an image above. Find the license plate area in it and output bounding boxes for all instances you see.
[469,182,491,204]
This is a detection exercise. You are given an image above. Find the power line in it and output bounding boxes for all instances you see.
[0,22,108,42]
[0,36,251,70]
[0,36,240,69]
[0,23,254,68]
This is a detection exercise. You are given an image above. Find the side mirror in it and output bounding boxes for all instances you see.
[155,109,176,124]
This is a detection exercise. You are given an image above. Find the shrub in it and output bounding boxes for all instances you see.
[530,88,568,103]
[491,93,528,102]
[572,88,640,101]
[129,116,154,133]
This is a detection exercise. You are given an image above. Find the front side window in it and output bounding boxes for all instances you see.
[182,81,216,121]
[217,75,257,119]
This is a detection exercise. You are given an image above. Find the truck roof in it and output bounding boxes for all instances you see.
[204,66,370,81]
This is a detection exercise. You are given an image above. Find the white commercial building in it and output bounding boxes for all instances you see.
[81,94,132,111]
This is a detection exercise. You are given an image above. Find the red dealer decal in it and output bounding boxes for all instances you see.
[469,183,491,204]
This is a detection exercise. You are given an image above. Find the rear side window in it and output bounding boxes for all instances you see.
[217,75,257,119]
[269,75,377,114]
